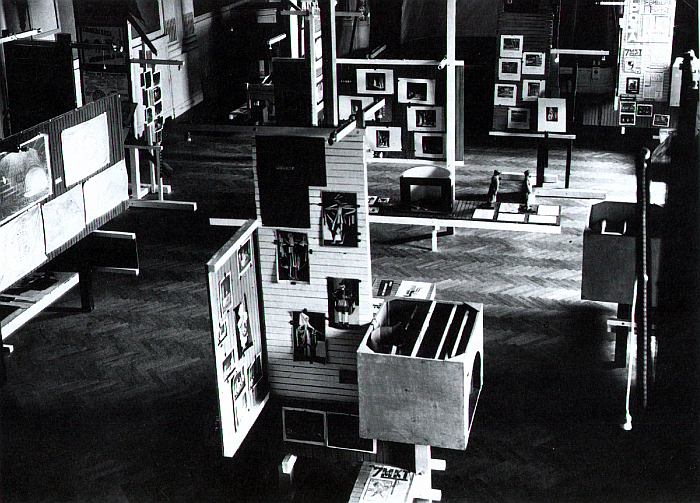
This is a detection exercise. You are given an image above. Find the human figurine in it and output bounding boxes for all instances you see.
[332,282,356,326]
[522,170,536,211]
[487,170,501,207]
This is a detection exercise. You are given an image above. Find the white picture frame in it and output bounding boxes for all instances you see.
[366,126,403,151]
[522,52,546,75]
[500,35,523,58]
[414,133,446,159]
[406,106,445,132]
[507,108,531,130]
[356,68,394,95]
[397,78,436,105]
[494,83,517,106]
[537,98,567,133]
[338,95,374,121]
[498,58,522,81]
[522,80,545,101]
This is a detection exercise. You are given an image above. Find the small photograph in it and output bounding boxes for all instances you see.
[377,130,390,148]
[366,127,402,151]
[626,77,641,94]
[356,69,394,95]
[652,114,670,127]
[620,113,636,125]
[219,273,232,316]
[522,52,545,75]
[222,352,233,380]
[398,78,436,105]
[414,133,446,159]
[508,108,531,130]
[365,72,387,92]
[327,277,361,328]
[500,35,523,58]
[293,310,327,363]
[499,58,522,81]
[522,80,545,101]
[407,106,445,132]
[234,297,253,358]
[218,318,229,346]
[636,104,653,117]
[494,83,517,106]
[546,107,559,122]
[620,101,637,114]
[276,230,310,283]
[238,239,252,275]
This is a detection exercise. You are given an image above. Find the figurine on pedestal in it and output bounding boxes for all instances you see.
[486,170,501,207]
[522,170,536,211]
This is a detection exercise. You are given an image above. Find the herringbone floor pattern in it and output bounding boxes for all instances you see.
[1,110,697,503]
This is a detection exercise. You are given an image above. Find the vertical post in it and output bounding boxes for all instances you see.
[414,445,445,502]
[635,147,651,409]
[446,0,456,203]
[319,0,338,126]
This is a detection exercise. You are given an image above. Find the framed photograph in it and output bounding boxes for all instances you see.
[222,352,233,380]
[371,97,393,123]
[538,98,567,133]
[397,78,436,105]
[522,80,545,101]
[356,68,394,95]
[276,230,310,283]
[326,412,377,453]
[327,277,361,328]
[494,83,517,106]
[626,77,641,94]
[652,114,670,127]
[406,106,445,132]
[500,35,523,58]
[522,52,545,75]
[322,191,358,247]
[292,310,326,363]
[414,133,446,159]
[338,95,374,121]
[498,58,522,81]
[620,101,637,114]
[619,112,636,125]
[218,318,229,346]
[637,104,653,117]
[234,297,253,358]
[219,273,232,316]
[283,407,327,445]
[238,239,252,276]
[366,126,402,151]
[507,108,531,130]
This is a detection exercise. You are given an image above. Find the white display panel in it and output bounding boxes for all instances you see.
[82,159,128,224]
[61,112,110,187]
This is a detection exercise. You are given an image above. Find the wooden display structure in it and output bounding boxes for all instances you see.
[357,298,483,451]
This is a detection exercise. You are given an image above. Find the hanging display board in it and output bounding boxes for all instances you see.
[206,219,269,458]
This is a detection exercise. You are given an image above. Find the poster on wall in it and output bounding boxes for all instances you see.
[0,205,47,293]
[321,192,358,247]
[292,310,327,363]
[0,133,52,226]
[276,230,310,283]
[327,277,360,328]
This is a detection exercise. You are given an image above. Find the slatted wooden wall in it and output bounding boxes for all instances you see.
[254,127,372,404]
[492,3,553,131]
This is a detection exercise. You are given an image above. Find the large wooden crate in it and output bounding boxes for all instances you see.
[357,298,483,450]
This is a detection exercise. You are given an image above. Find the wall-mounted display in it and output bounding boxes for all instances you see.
[234,297,254,358]
[653,114,670,127]
[507,108,531,129]
[620,112,636,125]
[494,83,517,106]
[365,127,402,151]
[620,101,637,114]
[498,58,522,81]
[522,80,545,101]
[414,133,446,159]
[0,133,52,226]
[283,407,327,445]
[636,104,653,117]
[292,310,327,363]
[327,277,360,328]
[238,239,252,275]
[537,98,567,133]
[276,230,310,283]
[397,78,436,105]
[321,192,358,247]
[522,52,545,75]
[0,204,47,293]
[219,273,232,316]
[500,35,523,58]
[626,77,641,94]
[82,160,129,224]
[406,106,445,132]
[356,69,394,95]
[61,112,110,187]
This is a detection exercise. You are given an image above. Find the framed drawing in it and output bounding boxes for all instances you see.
[619,113,636,125]
[507,108,531,130]
[636,104,653,117]
[292,310,327,363]
[276,230,310,283]
[522,52,545,75]
[321,191,358,247]
[238,238,252,275]
[407,106,445,132]
[626,77,641,94]
[522,80,545,101]
[620,101,637,114]
[494,83,517,106]
[652,114,670,127]
[356,68,394,95]
[327,277,360,328]
[498,58,522,81]
[283,407,327,445]
[218,318,230,346]
[0,204,48,293]
[397,78,436,105]
[366,127,402,151]
[537,98,567,133]
[500,35,523,58]
[414,133,446,159]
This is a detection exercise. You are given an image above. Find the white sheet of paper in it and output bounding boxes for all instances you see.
[472,208,496,220]
[395,280,432,299]
[0,204,47,292]
[497,212,526,223]
[498,203,521,214]
[83,160,128,224]
[537,205,560,216]
[62,112,110,187]
[528,214,558,225]
[42,185,86,254]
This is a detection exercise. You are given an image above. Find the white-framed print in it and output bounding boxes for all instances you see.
[366,126,403,151]
[636,104,653,117]
[619,112,636,126]
[414,133,446,159]
[507,108,531,130]
[356,68,394,95]
[338,95,374,121]
[397,78,436,105]
[500,35,523,58]
[498,58,522,81]
[522,80,545,101]
[406,106,445,132]
[537,98,567,133]
[494,83,518,106]
[522,52,545,75]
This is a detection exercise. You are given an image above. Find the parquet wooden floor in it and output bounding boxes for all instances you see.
[1,109,697,503]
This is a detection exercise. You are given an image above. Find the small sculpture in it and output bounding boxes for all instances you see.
[487,170,501,207]
[522,170,536,211]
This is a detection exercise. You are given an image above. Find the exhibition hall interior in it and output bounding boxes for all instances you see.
[0,0,698,502]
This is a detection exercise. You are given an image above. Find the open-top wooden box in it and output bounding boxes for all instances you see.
[357,298,483,450]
